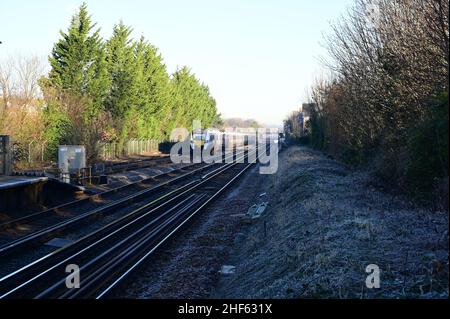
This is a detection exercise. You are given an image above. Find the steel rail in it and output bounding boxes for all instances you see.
[0,151,255,298]
[0,162,204,230]
[1,149,240,231]
[96,162,253,299]
[0,162,223,256]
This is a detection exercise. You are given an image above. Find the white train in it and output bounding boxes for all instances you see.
[190,129,282,153]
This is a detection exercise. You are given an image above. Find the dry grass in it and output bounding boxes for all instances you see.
[215,146,449,299]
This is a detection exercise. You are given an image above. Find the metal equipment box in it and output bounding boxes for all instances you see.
[58,145,86,175]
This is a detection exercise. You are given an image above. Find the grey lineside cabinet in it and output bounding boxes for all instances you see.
[58,145,87,182]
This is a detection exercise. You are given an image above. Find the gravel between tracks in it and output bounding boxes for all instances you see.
[112,164,268,298]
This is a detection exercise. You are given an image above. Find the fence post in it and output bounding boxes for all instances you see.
[28,141,34,164]
[41,144,45,162]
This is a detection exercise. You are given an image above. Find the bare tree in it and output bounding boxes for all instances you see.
[0,55,47,165]
[0,55,45,109]
[16,55,44,105]
[308,0,449,179]
[0,57,14,110]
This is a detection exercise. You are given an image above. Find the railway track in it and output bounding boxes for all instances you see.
[0,164,210,248]
[0,151,254,299]
[97,155,171,174]
[0,161,228,256]
[2,163,203,229]
[13,155,172,179]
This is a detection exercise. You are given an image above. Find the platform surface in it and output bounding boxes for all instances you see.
[0,175,48,190]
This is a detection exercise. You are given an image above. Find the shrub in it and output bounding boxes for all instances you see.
[405,92,449,204]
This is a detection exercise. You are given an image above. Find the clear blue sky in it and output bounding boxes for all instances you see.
[1,0,354,126]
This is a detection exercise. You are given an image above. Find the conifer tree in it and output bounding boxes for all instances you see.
[105,21,136,119]
[49,2,110,116]
[134,37,172,139]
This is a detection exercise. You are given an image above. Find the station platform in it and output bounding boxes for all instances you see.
[0,175,83,215]
[0,175,49,190]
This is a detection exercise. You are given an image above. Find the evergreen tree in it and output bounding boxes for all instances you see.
[105,21,136,119]
[49,2,110,116]
[134,37,172,140]
[42,3,219,160]
[170,67,218,132]
[105,21,138,151]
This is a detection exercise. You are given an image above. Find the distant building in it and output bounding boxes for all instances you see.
[284,103,317,140]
